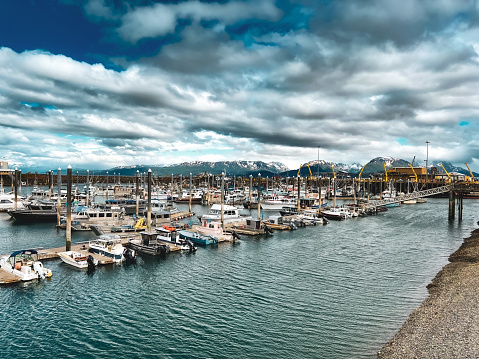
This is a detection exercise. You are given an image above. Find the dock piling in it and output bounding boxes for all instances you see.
[66,165,72,251]
[448,190,455,221]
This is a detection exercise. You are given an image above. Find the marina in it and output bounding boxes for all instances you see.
[1,180,478,357]
[3,1,479,357]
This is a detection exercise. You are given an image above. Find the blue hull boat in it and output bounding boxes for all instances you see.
[179,230,218,246]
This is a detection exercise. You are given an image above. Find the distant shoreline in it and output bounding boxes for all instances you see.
[378,225,479,358]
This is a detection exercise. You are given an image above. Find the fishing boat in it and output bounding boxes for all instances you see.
[320,208,347,220]
[279,206,298,217]
[0,249,52,281]
[197,221,238,241]
[128,231,172,256]
[154,226,197,251]
[199,204,251,224]
[229,219,271,236]
[7,201,59,222]
[89,235,135,263]
[260,193,297,210]
[174,190,203,204]
[297,210,329,225]
[0,188,25,212]
[178,230,218,246]
[384,199,401,208]
[262,215,295,230]
[58,251,97,269]
[61,205,126,230]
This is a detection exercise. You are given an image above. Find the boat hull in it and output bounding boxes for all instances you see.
[8,210,58,223]
[128,240,170,256]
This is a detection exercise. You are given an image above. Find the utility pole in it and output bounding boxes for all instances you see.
[425,141,430,184]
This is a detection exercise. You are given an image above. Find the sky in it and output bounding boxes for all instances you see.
[0,0,478,171]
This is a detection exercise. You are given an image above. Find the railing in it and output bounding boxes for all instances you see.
[362,185,452,210]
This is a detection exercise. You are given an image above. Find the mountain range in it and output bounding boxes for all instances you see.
[12,158,479,177]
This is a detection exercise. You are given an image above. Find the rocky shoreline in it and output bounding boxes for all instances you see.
[378,226,479,358]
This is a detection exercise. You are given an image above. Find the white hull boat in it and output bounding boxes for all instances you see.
[0,249,52,282]
[58,251,98,269]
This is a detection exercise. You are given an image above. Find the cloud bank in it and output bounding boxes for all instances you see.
[0,0,478,170]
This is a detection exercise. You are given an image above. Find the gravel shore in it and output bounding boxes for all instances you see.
[378,227,479,358]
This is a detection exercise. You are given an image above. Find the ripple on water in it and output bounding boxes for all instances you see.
[0,198,478,358]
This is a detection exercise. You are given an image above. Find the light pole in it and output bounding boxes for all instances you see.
[317,146,320,178]
[426,141,430,184]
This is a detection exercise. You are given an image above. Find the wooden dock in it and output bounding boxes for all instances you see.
[0,268,22,284]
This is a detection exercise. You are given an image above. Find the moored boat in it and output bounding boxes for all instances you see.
[128,231,171,256]
[58,251,97,269]
[178,230,218,246]
[197,221,237,241]
[0,249,52,282]
[155,226,197,251]
[89,235,135,263]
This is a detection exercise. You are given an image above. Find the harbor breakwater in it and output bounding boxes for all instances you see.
[378,226,479,358]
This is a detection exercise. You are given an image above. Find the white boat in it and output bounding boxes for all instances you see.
[196,221,235,241]
[61,206,125,230]
[58,251,98,269]
[0,188,25,212]
[89,235,134,263]
[200,204,251,224]
[0,249,52,281]
[154,226,197,251]
[297,210,329,225]
[260,193,297,210]
[403,199,417,204]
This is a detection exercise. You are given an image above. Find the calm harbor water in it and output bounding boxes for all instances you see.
[1,189,478,358]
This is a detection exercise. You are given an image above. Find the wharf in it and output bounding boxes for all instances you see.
[170,211,195,221]
[0,268,21,284]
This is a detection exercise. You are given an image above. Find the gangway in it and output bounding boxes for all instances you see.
[361,185,452,211]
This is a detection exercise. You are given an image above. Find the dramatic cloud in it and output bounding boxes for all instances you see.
[0,0,478,170]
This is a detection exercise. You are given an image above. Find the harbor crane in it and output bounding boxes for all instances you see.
[439,163,451,183]
[465,163,477,184]
[358,163,367,181]
[383,163,389,182]
[297,163,313,180]
[408,164,418,182]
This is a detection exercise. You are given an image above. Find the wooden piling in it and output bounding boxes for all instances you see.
[448,190,455,220]
[66,165,72,251]
[458,192,463,222]
[57,168,61,228]
[147,169,152,232]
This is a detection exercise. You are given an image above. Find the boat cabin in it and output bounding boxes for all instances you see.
[140,231,157,246]
[245,219,263,230]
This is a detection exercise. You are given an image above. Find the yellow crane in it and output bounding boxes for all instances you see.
[465,163,477,184]
[383,163,388,182]
[408,163,417,182]
[297,163,313,180]
[439,163,451,183]
[331,163,335,179]
[358,163,367,181]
